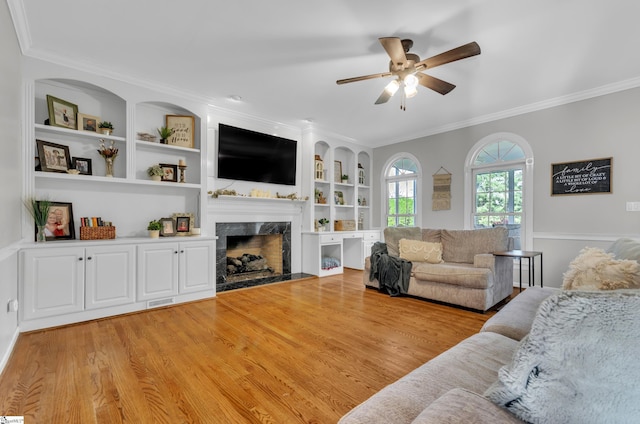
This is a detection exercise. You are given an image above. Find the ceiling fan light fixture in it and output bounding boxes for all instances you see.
[384,79,400,95]
[404,74,419,89]
[404,85,418,98]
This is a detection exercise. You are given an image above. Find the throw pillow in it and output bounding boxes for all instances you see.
[398,239,444,263]
[383,227,422,257]
[562,246,640,290]
[485,291,640,424]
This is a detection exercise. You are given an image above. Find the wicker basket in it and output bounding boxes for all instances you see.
[80,226,116,240]
[334,220,356,231]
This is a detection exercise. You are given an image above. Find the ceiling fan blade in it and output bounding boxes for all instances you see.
[374,88,394,105]
[336,72,391,85]
[416,73,456,95]
[417,41,481,70]
[379,37,407,69]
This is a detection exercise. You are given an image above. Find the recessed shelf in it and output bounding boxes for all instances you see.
[35,123,126,142]
[135,139,200,154]
[34,171,201,189]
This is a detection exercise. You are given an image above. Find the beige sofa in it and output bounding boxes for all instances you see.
[341,237,640,424]
[364,227,514,311]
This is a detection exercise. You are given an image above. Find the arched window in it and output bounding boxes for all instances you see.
[383,154,421,227]
[464,133,533,249]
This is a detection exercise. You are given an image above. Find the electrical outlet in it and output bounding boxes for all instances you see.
[7,299,18,312]
[627,202,640,212]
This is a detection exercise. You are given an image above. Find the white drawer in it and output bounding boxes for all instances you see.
[341,232,360,239]
[363,231,381,241]
[319,234,342,243]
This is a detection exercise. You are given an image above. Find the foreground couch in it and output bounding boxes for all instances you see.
[364,227,514,311]
[341,238,640,424]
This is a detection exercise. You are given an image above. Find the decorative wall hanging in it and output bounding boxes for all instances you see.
[551,157,612,195]
[432,166,452,211]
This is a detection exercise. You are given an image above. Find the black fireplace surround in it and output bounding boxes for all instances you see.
[216,221,310,292]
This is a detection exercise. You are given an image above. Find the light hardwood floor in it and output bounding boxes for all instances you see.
[0,269,503,423]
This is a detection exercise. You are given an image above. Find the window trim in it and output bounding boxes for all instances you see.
[464,132,534,249]
[381,153,422,228]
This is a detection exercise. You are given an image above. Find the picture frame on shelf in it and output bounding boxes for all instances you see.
[77,113,99,132]
[36,139,71,173]
[159,163,178,182]
[166,115,195,148]
[37,201,75,241]
[160,218,176,237]
[71,157,92,175]
[46,95,78,130]
[334,160,342,183]
[176,216,190,234]
[172,212,194,235]
[334,190,344,205]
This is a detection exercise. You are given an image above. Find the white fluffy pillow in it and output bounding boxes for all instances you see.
[562,247,640,290]
[398,239,444,263]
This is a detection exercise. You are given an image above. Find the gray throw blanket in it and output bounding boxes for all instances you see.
[369,242,412,296]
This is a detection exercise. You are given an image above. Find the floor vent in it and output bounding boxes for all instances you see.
[147,298,175,308]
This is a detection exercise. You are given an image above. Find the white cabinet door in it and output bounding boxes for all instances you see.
[179,241,214,294]
[85,245,135,310]
[137,243,178,301]
[21,247,85,321]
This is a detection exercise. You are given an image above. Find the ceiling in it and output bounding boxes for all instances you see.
[7,0,640,147]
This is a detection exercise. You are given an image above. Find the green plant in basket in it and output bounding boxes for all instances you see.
[147,220,162,231]
[318,218,329,226]
[98,121,114,129]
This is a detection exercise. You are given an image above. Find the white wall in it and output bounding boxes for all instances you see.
[0,0,23,371]
[372,87,640,287]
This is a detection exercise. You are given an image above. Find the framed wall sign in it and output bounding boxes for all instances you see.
[166,115,195,148]
[46,95,78,130]
[334,160,342,183]
[551,157,612,195]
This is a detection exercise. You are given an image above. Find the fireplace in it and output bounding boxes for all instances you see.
[216,222,292,291]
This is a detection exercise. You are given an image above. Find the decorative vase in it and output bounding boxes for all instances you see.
[36,225,47,242]
[160,138,167,144]
[151,175,161,182]
[104,156,115,177]
[100,128,113,135]
[148,230,160,238]
[342,178,348,184]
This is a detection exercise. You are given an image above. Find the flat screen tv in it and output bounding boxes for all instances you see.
[217,123,297,186]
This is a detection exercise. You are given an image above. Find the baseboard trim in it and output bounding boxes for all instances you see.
[0,327,20,376]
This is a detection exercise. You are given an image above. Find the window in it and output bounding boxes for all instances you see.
[465,133,533,249]
[384,155,421,227]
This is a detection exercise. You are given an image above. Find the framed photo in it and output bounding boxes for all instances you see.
[176,216,190,234]
[159,218,176,237]
[36,139,72,173]
[37,201,75,241]
[160,163,178,182]
[46,95,78,130]
[334,190,344,205]
[72,157,92,175]
[172,213,194,235]
[77,113,99,132]
[334,160,342,183]
[166,115,195,148]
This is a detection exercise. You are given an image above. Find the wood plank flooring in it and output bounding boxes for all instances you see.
[0,269,503,423]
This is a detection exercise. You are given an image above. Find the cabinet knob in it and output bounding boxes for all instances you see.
[78,257,83,261]
[87,256,92,260]
[180,250,184,254]
[174,251,179,254]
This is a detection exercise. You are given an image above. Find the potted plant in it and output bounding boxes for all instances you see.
[341,174,349,184]
[157,126,174,144]
[318,218,329,232]
[24,198,51,242]
[147,220,161,238]
[147,164,164,181]
[98,121,114,135]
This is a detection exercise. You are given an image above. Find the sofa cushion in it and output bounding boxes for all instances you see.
[441,227,508,263]
[338,332,519,424]
[562,246,640,290]
[421,228,441,243]
[481,287,559,341]
[607,237,640,262]
[399,239,444,264]
[412,262,492,289]
[384,227,422,257]
[485,291,640,424]
[411,388,523,424]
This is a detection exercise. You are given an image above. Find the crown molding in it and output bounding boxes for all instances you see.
[6,0,31,54]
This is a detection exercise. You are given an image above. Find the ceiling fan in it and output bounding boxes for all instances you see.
[337,38,481,109]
